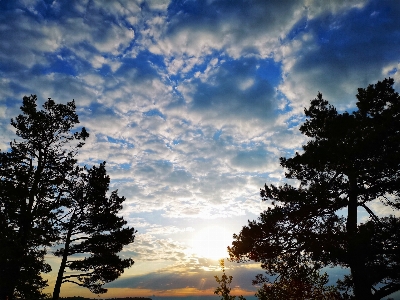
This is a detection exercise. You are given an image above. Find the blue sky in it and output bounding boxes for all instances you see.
[1,0,400,298]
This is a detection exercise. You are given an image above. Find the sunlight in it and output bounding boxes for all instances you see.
[190,226,233,260]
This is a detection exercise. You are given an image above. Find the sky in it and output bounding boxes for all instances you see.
[1,0,400,299]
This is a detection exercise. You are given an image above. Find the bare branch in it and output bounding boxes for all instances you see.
[62,272,94,280]
[360,203,382,225]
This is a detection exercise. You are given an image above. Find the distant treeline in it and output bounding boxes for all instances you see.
[60,297,152,300]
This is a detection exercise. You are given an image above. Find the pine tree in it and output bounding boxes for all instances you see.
[229,79,400,300]
[0,95,88,299]
[52,163,135,299]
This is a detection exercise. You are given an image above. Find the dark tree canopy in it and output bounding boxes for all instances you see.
[253,264,346,300]
[0,95,135,300]
[0,95,88,299]
[52,163,135,299]
[229,79,400,300]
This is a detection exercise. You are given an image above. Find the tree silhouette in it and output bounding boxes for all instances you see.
[52,162,135,299]
[229,79,400,300]
[253,264,348,300]
[214,259,246,300]
[0,95,88,299]
[0,95,135,300]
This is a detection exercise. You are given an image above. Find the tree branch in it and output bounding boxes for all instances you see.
[69,236,89,242]
[360,203,382,225]
[62,272,94,280]
[61,279,85,287]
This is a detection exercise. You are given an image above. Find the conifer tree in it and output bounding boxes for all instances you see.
[0,95,88,299]
[52,162,135,299]
[229,79,400,300]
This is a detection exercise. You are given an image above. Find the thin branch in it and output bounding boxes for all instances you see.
[62,272,94,279]
[56,209,75,223]
[61,279,84,287]
[69,236,89,242]
[360,203,383,226]
[382,194,400,209]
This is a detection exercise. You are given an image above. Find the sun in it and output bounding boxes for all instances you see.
[189,226,233,260]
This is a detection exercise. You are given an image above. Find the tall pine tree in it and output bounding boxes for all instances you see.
[229,79,400,300]
[0,95,88,299]
[52,162,135,299]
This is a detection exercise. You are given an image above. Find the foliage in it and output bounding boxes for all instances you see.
[229,79,400,300]
[52,163,135,299]
[0,95,88,299]
[0,95,135,300]
[253,264,348,300]
[214,259,246,300]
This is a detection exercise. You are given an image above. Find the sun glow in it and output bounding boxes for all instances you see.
[190,226,233,260]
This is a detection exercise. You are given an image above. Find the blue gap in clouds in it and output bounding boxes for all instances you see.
[0,60,24,73]
[116,52,162,79]
[116,163,131,170]
[30,48,87,76]
[388,67,398,76]
[13,0,76,20]
[143,109,166,120]
[107,137,135,148]
[117,49,166,74]
[86,102,116,115]
[6,81,33,99]
[0,1,15,10]
[166,0,225,28]
[140,49,166,68]
[172,139,182,145]
[167,51,227,109]
[213,130,223,141]
[219,56,281,87]
[167,0,210,21]
[189,56,281,114]
[96,64,113,77]
[255,59,282,87]
[0,1,47,17]
[4,97,20,108]
[311,0,397,51]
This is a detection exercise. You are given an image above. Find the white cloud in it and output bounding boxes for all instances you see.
[144,0,171,11]
[367,197,400,218]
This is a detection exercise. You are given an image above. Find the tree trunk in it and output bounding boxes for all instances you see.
[0,261,19,300]
[346,174,372,300]
[3,154,45,300]
[4,188,35,300]
[52,213,75,300]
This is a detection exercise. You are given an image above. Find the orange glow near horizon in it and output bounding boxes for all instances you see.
[46,284,254,299]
